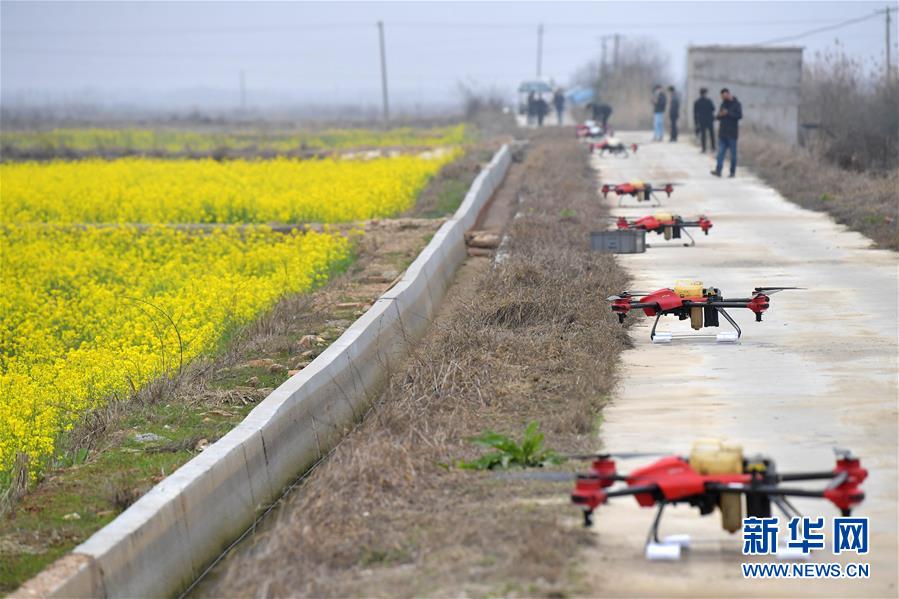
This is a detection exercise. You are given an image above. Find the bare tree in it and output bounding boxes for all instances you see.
[573,37,671,129]
[800,47,899,172]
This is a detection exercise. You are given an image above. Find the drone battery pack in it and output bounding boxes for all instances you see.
[704,305,720,327]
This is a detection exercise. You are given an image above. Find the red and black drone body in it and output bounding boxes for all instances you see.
[616,213,713,246]
[590,138,638,157]
[576,121,608,139]
[569,444,867,548]
[601,181,680,207]
[608,282,800,341]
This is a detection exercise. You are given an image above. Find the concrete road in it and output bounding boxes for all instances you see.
[582,132,897,597]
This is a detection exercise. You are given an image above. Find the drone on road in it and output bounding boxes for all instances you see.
[590,137,638,157]
[616,213,713,246]
[502,440,866,560]
[569,442,867,559]
[576,121,609,139]
[607,281,800,342]
[601,181,681,207]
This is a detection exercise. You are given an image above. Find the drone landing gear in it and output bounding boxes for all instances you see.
[770,496,811,561]
[649,308,742,344]
[617,194,662,208]
[643,502,690,561]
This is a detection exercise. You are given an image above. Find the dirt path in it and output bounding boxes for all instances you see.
[583,132,898,597]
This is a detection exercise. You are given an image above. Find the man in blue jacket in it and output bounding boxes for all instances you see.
[651,85,666,141]
[711,88,742,177]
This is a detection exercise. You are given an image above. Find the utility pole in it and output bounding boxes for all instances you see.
[239,70,246,112]
[887,5,893,83]
[600,36,607,78]
[613,33,620,73]
[537,23,544,78]
[377,20,389,122]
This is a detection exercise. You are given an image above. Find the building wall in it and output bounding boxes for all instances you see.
[685,46,802,144]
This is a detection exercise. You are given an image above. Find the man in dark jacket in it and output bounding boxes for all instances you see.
[535,95,549,127]
[712,88,743,177]
[652,85,666,141]
[589,101,613,129]
[553,89,565,125]
[693,87,716,153]
[667,85,680,142]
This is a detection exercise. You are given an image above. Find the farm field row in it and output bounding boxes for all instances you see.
[1,146,456,484]
[1,153,457,225]
[0,124,468,157]
[0,225,352,477]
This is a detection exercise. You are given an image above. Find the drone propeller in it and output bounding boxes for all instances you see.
[833,447,857,460]
[561,451,668,460]
[825,470,850,491]
[606,291,652,302]
[494,470,577,482]
[606,291,653,300]
[753,286,805,295]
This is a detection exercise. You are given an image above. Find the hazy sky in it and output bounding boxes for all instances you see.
[1,1,895,110]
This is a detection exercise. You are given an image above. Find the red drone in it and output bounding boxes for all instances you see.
[569,445,867,557]
[616,213,713,246]
[576,121,608,139]
[608,281,800,342]
[590,138,638,157]
[601,181,681,207]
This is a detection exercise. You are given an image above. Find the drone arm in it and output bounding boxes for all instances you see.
[605,484,660,499]
[572,481,659,511]
[777,471,839,482]
[703,300,753,308]
[705,297,771,321]
[707,475,865,516]
[707,482,827,499]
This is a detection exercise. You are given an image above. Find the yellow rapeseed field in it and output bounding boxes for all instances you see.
[1,154,455,225]
[0,124,467,155]
[0,225,353,476]
[1,151,452,479]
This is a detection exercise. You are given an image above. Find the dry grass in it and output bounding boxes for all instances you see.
[204,130,629,597]
[741,131,899,250]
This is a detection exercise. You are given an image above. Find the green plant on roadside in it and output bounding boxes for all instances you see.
[457,421,561,470]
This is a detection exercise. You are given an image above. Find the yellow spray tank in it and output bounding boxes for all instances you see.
[689,439,744,533]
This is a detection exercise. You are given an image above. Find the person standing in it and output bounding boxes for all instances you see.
[553,88,565,125]
[651,85,666,141]
[711,88,743,177]
[667,85,680,142]
[526,91,536,126]
[693,87,716,153]
[590,101,613,130]
[535,95,549,127]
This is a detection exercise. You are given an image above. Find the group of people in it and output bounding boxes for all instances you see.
[652,85,743,177]
[526,89,567,127]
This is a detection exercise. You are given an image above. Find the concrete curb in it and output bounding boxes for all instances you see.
[15,144,511,599]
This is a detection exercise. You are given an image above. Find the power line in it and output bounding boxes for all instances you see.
[0,17,867,37]
[757,10,884,45]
